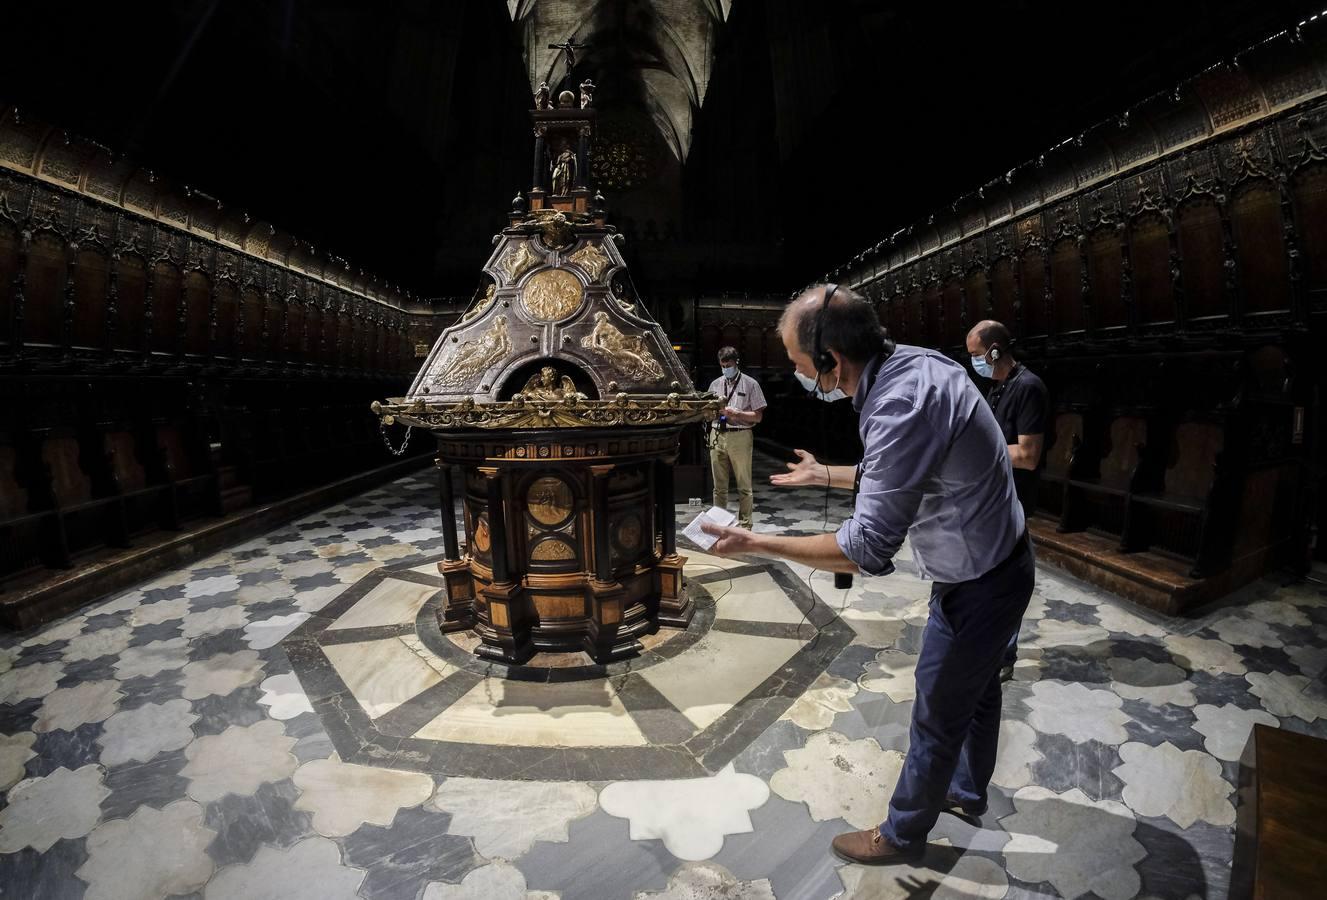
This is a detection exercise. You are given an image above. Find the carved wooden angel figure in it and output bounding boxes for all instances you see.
[551,147,576,196]
[534,81,551,110]
[579,79,595,108]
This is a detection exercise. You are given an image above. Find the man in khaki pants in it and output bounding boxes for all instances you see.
[707,346,767,529]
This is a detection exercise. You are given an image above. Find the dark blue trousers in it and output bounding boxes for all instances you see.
[880,533,1034,850]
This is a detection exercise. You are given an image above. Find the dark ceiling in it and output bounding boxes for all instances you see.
[2,0,1320,298]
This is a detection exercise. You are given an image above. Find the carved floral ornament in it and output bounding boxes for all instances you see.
[371,393,718,431]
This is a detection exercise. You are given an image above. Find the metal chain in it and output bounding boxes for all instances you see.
[379,422,414,457]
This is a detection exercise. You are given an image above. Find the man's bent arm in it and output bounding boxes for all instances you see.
[1008,433,1043,471]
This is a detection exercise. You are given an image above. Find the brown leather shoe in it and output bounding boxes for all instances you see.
[831,827,922,865]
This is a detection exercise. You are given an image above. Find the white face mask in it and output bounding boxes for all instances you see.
[795,370,847,402]
[721,365,738,379]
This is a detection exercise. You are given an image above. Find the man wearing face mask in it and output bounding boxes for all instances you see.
[966,320,1047,682]
[707,347,767,529]
[702,285,1032,866]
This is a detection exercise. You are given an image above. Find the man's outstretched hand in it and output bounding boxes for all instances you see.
[699,521,759,558]
[770,449,823,487]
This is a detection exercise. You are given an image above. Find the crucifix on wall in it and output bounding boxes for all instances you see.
[547,37,588,90]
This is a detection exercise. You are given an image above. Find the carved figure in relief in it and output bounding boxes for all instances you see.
[579,79,595,108]
[434,315,510,388]
[580,311,664,381]
[551,147,576,196]
[495,241,540,283]
[534,81,551,110]
[462,283,496,322]
[521,366,585,402]
[568,241,610,282]
[521,268,583,321]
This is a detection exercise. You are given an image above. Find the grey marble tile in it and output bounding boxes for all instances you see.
[1121,699,1204,751]
[100,749,190,820]
[0,696,43,734]
[516,809,678,897]
[729,719,806,781]
[82,612,130,633]
[189,684,269,737]
[116,674,187,710]
[1134,814,1232,900]
[0,836,89,899]
[127,621,185,647]
[711,794,848,900]
[203,778,314,868]
[26,723,106,778]
[186,629,249,661]
[340,806,479,900]
[57,656,119,685]
[1028,734,1126,802]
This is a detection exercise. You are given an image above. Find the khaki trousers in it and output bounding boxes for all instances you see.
[711,427,755,528]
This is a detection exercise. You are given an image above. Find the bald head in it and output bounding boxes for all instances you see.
[966,319,1012,356]
[778,284,887,365]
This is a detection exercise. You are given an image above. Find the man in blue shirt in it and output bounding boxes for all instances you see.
[703,284,1033,865]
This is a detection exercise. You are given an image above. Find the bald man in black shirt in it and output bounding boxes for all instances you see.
[967,319,1047,679]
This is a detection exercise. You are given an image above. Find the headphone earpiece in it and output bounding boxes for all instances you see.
[813,284,838,374]
[989,346,1001,362]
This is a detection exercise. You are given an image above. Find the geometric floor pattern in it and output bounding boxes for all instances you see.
[2,450,1326,898]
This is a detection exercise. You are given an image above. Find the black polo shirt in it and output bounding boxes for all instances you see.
[987,364,1048,517]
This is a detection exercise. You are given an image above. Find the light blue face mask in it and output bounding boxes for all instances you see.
[721,365,738,379]
[971,355,994,379]
[795,371,847,403]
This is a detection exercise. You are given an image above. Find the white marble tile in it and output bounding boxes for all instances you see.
[779,672,858,731]
[62,625,134,662]
[414,678,648,747]
[640,630,803,731]
[98,698,198,766]
[1191,703,1278,762]
[179,605,248,640]
[1108,657,1197,708]
[1023,681,1130,744]
[1245,670,1325,722]
[1210,615,1281,649]
[600,764,770,861]
[422,862,552,900]
[324,637,452,719]
[409,560,444,576]
[182,720,299,803]
[1113,741,1235,828]
[329,578,439,630]
[131,597,191,627]
[839,843,1008,899]
[77,799,215,900]
[769,731,903,830]
[991,720,1043,790]
[713,572,810,625]
[204,836,364,900]
[293,754,434,837]
[1094,603,1168,638]
[257,673,315,721]
[21,615,87,646]
[0,765,109,852]
[180,650,264,701]
[1163,633,1247,676]
[0,660,65,704]
[0,732,37,791]
[184,573,241,599]
[112,637,191,681]
[33,679,123,733]
[244,612,312,650]
[634,863,776,900]
[429,778,597,859]
[1000,786,1144,900]
[857,649,919,702]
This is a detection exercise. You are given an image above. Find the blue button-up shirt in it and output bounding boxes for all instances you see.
[835,344,1025,584]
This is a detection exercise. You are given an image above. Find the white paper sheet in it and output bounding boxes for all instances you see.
[682,506,738,550]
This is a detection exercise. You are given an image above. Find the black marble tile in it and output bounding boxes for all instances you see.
[516,809,677,898]
[712,795,848,900]
[0,696,42,734]
[58,657,121,685]
[729,718,805,780]
[127,621,185,647]
[186,630,249,662]
[0,836,89,900]
[26,723,106,777]
[204,779,315,868]
[189,684,269,737]
[1134,814,1232,900]
[290,572,341,592]
[116,674,187,710]
[1041,597,1102,625]
[186,591,245,614]
[192,564,234,579]
[100,749,190,820]
[82,612,130,632]
[340,808,479,900]
[1028,734,1126,802]
[237,568,283,586]
[1121,699,1204,751]
[141,586,187,604]
[1189,670,1267,712]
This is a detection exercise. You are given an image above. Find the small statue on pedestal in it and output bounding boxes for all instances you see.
[551,147,576,196]
[534,81,551,110]
[579,79,595,108]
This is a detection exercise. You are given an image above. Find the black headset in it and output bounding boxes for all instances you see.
[812,283,838,374]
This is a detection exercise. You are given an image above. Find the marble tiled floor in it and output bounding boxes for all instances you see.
[2,452,1326,899]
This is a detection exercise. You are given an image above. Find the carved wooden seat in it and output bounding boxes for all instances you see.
[1059,415,1146,542]
[1069,416,1146,497]
[1038,411,1081,523]
[1127,421,1226,570]
[157,423,222,521]
[35,431,130,565]
[0,436,53,578]
[104,429,178,534]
